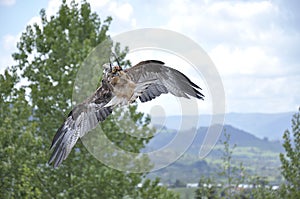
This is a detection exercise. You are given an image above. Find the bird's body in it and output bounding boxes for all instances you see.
[105,70,142,107]
[49,60,204,167]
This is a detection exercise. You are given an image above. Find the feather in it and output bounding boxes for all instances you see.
[126,60,204,102]
[48,79,113,168]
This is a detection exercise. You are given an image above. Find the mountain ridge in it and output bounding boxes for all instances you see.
[150,112,294,140]
[146,124,283,154]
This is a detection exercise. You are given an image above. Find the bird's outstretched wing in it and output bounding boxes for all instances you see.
[125,60,204,102]
[48,80,113,168]
[49,60,204,167]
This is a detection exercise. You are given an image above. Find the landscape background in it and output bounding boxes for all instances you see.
[145,112,295,198]
[0,0,299,198]
[147,112,292,184]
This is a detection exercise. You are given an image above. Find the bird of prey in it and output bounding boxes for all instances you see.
[48,60,204,167]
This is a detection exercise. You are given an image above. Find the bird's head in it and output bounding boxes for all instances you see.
[111,65,123,76]
[102,63,123,79]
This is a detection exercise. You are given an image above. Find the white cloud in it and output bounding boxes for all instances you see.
[0,0,15,6]
[1,0,298,113]
[108,2,133,21]
[42,0,136,32]
[45,0,61,17]
[88,0,110,9]
[0,7,44,74]
[209,45,281,77]
[207,1,275,19]
[0,53,14,74]
[2,34,17,51]
[164,0,279,44]
[224,75,300,113]
[40,0,109,21]
[155,0,299,113]
[0,34,18,73]
[27,16,42,29]
[0,0,136,74]
[102,0,299,113]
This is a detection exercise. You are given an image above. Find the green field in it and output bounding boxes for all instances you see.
[148,145,283,185]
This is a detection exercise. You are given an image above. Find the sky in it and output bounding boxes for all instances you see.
[0,0,299,114]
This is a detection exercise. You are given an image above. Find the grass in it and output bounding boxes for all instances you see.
[204,146,282,183]
[148,145,283,187]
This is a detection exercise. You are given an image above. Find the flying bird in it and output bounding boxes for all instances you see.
[48,60,204,167]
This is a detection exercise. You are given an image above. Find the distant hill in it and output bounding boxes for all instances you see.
[191,125,283,153]
[151,112,294,140]
[145,125,283,154]
[223,112,294,140]
[147,159,211,184]
[146,124,284,184]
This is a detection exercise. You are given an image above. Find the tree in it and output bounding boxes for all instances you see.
[0,0,179,198]
[279,108,300,198]
[194,129,246,199]
[174,179,186,188]
[247,176,278,199]
[218,130,245,197]
[195,177,218,199]
[0,70,43,198]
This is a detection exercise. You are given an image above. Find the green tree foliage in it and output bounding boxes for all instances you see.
[218,130,245,197]
[194,129,280,199]
[132,179,179,199]
[0,70,44,198]
[246,176,278,199]
[194,130,246,198]
[0,0,179,198]
[279,108,300,198]
[195,177,218,199]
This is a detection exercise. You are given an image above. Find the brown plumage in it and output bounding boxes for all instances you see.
[48,60,204,168]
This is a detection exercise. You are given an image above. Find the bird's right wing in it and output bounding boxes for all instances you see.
[125,60,204,102]
[48,80,113,168]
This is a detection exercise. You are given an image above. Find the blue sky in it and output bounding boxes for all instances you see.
[0,0,299,114]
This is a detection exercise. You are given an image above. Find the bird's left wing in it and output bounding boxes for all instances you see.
[48,80,113,168]
[125,60,204,102]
